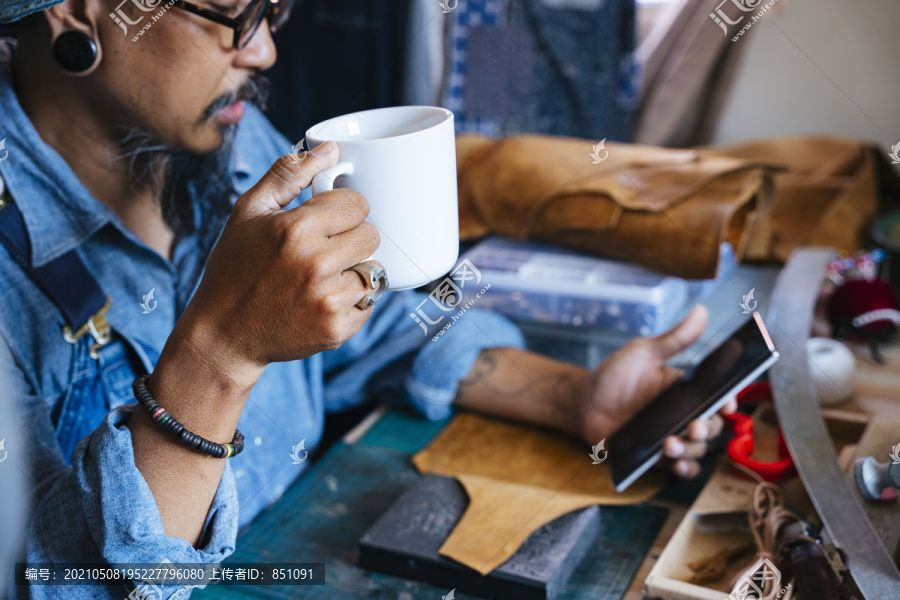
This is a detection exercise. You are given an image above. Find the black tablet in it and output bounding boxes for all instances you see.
[609,311,779,492]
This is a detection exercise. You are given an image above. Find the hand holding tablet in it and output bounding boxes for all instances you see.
[609,312,779,492]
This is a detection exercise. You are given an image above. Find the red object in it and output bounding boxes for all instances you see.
[725,382,795,482]
[828,278,899,339]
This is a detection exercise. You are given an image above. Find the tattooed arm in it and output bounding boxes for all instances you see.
[453,306,736,478]
[452,348,588,438]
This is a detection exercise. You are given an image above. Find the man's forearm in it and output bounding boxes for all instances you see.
[129,318,262,546]
[453,348,588,438]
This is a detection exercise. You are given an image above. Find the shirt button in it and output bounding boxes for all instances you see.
[254,436,263,446]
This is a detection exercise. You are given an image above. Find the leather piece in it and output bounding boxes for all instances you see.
[456,134,770,279]
[412,413,665,574]
[712,137,879,265]
[457,134,881,280]
[357,473,600,599]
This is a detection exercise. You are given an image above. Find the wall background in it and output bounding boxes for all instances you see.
[708,0,900,160]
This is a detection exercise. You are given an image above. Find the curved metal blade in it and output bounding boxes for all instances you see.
[768,248,900,600]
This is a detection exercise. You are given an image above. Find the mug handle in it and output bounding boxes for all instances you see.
[311,161,355,197]
[311,160,380,266]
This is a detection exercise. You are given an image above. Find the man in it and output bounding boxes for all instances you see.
[0,0,730,598]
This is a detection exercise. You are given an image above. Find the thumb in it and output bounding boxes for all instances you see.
[650,304,708,359]
[235,141,340,219]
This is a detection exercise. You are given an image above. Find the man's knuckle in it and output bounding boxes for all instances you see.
[287,151,309,167]
[323,294,346,318]
[304,258,331,283]
[272,219,292,248]
[275,219,305,250]
[321,323,345,349]
[360,222,381,247]
[232,193,251,214]
[338,188,362,204]
[340,189,369,215]
[274,154,299,175]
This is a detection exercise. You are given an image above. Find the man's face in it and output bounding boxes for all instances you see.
[94,0,277,154]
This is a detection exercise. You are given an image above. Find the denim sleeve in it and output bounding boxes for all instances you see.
[404,302,525,420]
[321,290,524,419]
[4,347,239,600]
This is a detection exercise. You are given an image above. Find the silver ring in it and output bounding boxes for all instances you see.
[344,261,389,310]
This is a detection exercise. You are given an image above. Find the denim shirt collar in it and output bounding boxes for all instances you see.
[0,40,254,268]
[0,40,115,267]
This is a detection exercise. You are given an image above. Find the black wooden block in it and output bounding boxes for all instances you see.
[358,474,600,600]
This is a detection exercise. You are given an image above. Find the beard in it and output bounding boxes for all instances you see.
[111,74,270,231]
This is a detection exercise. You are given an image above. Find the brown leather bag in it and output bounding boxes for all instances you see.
[456,134,881,280]
[712,137,880,265]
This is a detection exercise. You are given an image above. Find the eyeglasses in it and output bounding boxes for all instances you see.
[171,0,293,50]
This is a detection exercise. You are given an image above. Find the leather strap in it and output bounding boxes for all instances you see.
[0,200,108,333]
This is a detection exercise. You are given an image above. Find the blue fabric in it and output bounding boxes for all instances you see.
[0,40,524,599]
[441,0,637,141]
[0,0,64,24]
[0,203,108,330]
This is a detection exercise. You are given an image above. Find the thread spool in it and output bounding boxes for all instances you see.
[807,337,855,407]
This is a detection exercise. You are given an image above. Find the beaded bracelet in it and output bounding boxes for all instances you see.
[132,374,244,458]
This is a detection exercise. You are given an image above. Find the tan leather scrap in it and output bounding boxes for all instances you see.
[456,134,881,279]
[412,413,665,575]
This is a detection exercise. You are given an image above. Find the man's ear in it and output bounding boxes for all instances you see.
[43,0,104,75]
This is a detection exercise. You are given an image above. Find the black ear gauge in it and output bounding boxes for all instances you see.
[53,31,99,74]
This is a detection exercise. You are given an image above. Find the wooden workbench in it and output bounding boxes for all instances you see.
[192,409,673,599]
[625,341,900,599]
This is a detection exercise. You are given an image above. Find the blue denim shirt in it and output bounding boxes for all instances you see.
[0,42,523,599]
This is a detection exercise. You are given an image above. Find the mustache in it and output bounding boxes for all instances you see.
[203,73,270,120]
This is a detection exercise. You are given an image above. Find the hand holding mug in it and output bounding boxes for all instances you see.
[175,141,382,381]
[306,106,459,291]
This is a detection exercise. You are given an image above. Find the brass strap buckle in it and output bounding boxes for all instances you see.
[63,296,113,359]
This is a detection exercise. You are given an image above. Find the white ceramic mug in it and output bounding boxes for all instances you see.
[306,106,459,291]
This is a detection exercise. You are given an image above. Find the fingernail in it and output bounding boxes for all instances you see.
[667,438,685,457]
[310,141,333,157]
[692,422,709,441]
[676,461,691,476]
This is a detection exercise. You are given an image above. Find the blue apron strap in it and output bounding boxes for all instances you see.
[0,199,112,353]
